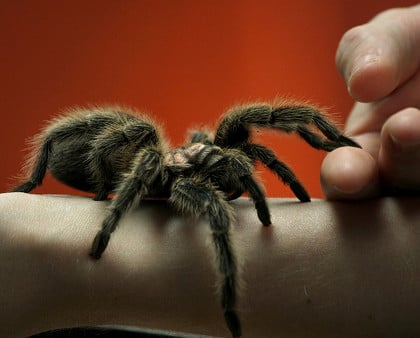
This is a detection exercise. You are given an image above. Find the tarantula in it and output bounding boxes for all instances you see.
[11,102,360,338]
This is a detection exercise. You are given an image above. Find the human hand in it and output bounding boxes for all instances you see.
[321,4,420,199]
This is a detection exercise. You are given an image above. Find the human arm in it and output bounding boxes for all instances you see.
[1,193,419,337]
[321,4,420,198]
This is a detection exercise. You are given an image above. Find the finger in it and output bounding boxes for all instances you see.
[336,5,420,102]
[379,107,420,191]
[345,68,420,135]
[321,146,380,200]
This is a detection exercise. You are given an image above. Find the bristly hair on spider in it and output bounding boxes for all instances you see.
[10,100,361,338]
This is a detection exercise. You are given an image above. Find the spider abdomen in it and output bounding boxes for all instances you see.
[16,106,162,198]
[47,136,97,192]
[47,135,135,193]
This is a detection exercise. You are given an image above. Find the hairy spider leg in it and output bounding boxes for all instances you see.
[225,189,244,201]
[269,105,361,150]
[90,147,164,259]
[213,103,360,200]
[214,103,360,151]
[242,143,310,202]
[11,139,51,193]
[169,177,242,338]
[11,117,90,193]
[188,130,213,144]
[295,124,359,151]
[306,112,361,148]
[196,147,271,225]
[223,150,272,226]
[88,120,161,201]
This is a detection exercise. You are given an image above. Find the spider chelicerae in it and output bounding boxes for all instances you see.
[11,101,360,338]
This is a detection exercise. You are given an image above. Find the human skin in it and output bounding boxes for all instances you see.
[0,193,419,337]
[321,4,420,199]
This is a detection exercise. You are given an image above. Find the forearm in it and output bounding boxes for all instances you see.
[0,193,419,337]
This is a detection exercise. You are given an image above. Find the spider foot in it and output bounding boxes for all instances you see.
[225,309,242,338]
[339,135,361,148]
[90,230,110,259]
[93,191,109,201]
[290,181,311,202]
[256,200,271,226]
[11,181,37,193]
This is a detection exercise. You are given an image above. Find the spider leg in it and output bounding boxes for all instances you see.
[242,143,310,202]
[225,189,244,201]
[295,125,354,151]
[226,152,271,226]
[11,118,90,193]
[214,102,361,151]
[170,177,242,338]
[241,174,271,226]
[205,150,271,226]
[309,113,361,148]
[11,139,51,193]
[88,120,161,201]
[90,147,164,259]
[188,130,213,144]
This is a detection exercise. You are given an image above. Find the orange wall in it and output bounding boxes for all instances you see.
[1,1,416,198]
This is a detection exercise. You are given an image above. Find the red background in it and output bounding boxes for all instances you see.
[1,1,416,198]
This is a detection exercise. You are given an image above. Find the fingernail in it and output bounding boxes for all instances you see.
[354,54,381,72]
[332,182,365,195]
[348,54,380,83]
[390,134,420,150]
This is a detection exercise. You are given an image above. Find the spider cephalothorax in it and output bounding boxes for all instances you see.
[11,102,360,337]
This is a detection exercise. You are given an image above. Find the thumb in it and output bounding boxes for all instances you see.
[336,5,420,102]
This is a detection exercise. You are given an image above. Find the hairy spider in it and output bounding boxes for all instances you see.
[11,102,360,338]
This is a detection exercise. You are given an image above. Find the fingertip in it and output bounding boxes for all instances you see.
[382,108,420,149]
[336,5,420,103]
[321,147,379,200]
[379,108,420,190]
[336,25,396,102]
[347,56,398,102]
